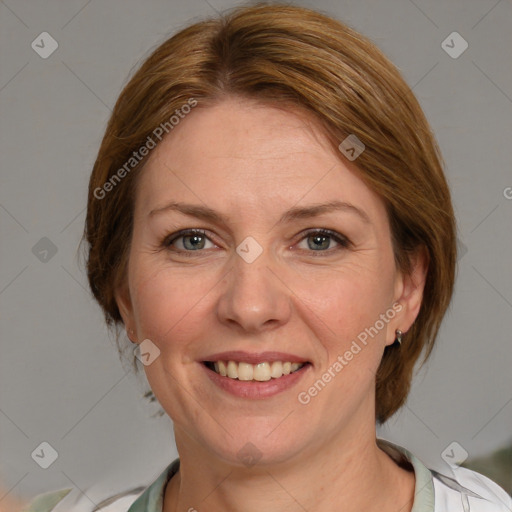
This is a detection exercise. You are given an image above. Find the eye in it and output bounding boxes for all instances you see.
[164,229,216,252]
[296,229,350,254]
[162,228,349,256]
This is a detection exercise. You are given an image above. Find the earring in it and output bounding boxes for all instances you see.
[128,327,136,343]
[395,329,403,345]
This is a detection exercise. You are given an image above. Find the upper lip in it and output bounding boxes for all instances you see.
[202,351,309,364]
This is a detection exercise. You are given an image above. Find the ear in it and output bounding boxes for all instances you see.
[115,281,137,343]
[386,246,429,346]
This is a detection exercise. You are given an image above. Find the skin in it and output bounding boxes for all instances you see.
[0,489,25,512]
[116,97,427,512]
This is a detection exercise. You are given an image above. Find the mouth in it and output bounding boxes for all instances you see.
[200,351,312,398]
[203,360,309,381]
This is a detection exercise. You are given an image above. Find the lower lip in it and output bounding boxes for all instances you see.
[202,363,310,399]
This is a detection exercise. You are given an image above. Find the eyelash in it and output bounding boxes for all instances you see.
[162,228,350,257]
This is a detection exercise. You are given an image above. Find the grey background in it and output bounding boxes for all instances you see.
[1,0,511,503]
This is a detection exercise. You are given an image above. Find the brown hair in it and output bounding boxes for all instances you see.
[84,2,456,423]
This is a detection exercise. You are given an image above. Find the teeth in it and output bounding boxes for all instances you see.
[227,360,237,379]
[253,362,271,381]
[218,361,227,377]
[270,361,283,378]
[208,360,305,380]
[238,362,253,381]
[290,362,301,372]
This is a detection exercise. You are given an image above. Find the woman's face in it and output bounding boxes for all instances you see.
[117,98,423,466]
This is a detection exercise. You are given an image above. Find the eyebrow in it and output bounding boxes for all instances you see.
[149,200,371,225]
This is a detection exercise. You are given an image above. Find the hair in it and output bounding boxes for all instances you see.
[83,2,456,423]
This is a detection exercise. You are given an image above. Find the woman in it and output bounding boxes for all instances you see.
[26,3,511,511]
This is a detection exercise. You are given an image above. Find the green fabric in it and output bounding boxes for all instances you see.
[23,488,72,511]
[378,440,435,512]
[127,460,179,511]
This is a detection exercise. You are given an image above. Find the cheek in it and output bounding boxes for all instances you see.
[297,260,394,331]
[129,263,218,421]
[292,263,395,372]
[130,263,215,353]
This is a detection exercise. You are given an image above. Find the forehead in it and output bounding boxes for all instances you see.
[135,98,386,223]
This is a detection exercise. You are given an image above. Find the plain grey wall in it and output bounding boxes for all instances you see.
[1,0,511,503]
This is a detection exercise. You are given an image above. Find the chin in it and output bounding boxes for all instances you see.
[196,418,314,469]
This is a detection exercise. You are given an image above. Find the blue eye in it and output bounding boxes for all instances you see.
[297,229,349,253]
[165,229,215,251]
[162,228,349,256]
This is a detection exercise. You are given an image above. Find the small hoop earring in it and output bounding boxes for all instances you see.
[395,329,403,345]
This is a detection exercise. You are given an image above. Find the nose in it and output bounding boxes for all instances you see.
[216,250,292,333]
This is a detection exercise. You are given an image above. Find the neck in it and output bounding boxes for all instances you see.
[163,388,415,512]
[163,419,415,512]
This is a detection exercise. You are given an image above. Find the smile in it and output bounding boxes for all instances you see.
[204,360,306,381]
